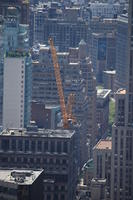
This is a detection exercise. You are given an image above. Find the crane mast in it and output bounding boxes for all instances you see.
[49,38,69,129]
[67,93,76,123]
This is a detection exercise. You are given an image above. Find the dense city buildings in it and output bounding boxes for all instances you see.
[0,0,29,24]
[0,169,44,200]
[89,0,124,18]
[32,41,98,161]
[0,0,132,199]
[29,3,89,50]
[111,0,133,199]
[0,127,78,200]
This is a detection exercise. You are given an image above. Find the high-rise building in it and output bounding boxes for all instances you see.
[111,0,133,199]
[0,127,78,200]
[0,0,29,24]
[91,178,106,200]
[3,51,32,129]
[0,16,4,126]
[115,14,128,91]
[2,7,32,129]
[93,138,112,199]
[96,89,111,137]
[89,1,123,19]
[91,32,116,83]
[30,4,89,50]
[0,169,44,200]
[31,101,60,129]
[3,7,29,52]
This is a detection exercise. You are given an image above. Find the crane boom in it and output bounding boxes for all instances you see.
[49,38,69,129]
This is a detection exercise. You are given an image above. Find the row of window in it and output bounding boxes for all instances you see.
[1,139,69,153]
[0,156,68,165]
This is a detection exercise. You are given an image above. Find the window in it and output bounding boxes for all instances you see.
[31,141,35,152]
[24,140,29,152]
[63,141,68,153]
[37,140,42,152]
[57,141,61,153]
[1,139,9,151]
[46,194,51,200]
[11,139,16,151]
[44,141,48,152]
[18,140,23,151]
[51,141,55,152]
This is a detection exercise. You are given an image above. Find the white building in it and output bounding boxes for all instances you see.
[3,52,32,129]
[90,1,121,18]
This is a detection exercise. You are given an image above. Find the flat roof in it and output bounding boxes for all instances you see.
[103,70,116,75]
[0,169,43,186]
[1,128,74,139]
[94,139,112,150]
[116,89,126,95]
[97,89,111,98]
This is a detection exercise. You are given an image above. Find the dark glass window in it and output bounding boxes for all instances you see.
[1,139,9,151]
[18,140,23,151]
[63,141,68,153]
[51,141,55,152]
[11,139,16,151]
[57,141,61,153]
[31,141,35,152]
[46,194,51,200]
[37,140,42,152]
[44,141,48,152]
[54,194,58,200]
[24,140,29,152]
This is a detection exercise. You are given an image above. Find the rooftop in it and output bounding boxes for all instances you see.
[94,139,112,150]
[6,51,30,58]
[0,169,43,185]
[117,88,126,95]
[97,88,111,99]
[103,70,116,75]
[1,128,74,139]
[45,104,60,110]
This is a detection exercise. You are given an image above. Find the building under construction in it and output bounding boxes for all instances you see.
[32,40,98,164]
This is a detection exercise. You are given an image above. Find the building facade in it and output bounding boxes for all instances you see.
[2,6,32,129]
[93,138,112,199]
[0,169,44,200]
[0,128,78,200]
[96,89,111,137]
[32,41,98,162]
[3,52,32,129]
[91,32,116,83]
[111,0,133,199]
[30,4,89,51]
[115,14,128,90]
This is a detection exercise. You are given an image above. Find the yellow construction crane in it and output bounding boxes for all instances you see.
[49,38,69,129]
[49,38,76,129]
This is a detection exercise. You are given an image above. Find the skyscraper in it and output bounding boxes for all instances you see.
[115,14,128,90]
[111,0,133,199]
[0,0,29,24]
[2,6,32,129]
